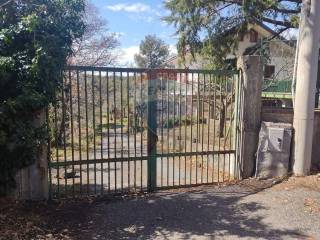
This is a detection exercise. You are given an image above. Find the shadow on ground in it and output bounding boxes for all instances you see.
[40,182,308,240]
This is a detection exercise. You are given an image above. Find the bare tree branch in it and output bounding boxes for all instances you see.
[68,4,120,66]
[0,0,13,8]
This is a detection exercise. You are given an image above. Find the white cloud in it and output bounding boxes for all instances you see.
[129,14,154,23]
[119,45,140,66]
[106,3,150,13]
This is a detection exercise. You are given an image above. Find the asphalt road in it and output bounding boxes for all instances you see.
[78,180,319,240]
[2,177,319,240]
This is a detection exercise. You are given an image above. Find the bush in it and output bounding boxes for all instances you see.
[0,0,85,195]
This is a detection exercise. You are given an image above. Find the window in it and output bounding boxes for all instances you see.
[264,65,275,79]
[249,30,258,42]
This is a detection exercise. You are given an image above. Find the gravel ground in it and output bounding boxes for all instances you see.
[1,175,319,240]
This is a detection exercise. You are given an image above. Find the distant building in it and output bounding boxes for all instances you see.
[166,22,297,107]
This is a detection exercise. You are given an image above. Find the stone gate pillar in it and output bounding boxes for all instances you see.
[237,55,263,178]
[15,108,49,200]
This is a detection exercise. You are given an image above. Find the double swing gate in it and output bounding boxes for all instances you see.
[48,66,243,198]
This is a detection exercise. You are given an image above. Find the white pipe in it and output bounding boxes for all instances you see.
[291,14,302,108]
[293,0,320,176]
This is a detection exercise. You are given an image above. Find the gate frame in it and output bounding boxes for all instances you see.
[46,65,250,199]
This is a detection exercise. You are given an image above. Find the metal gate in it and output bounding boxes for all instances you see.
[48,66,242,198]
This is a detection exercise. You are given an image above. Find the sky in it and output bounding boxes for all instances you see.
[88,1,299,67]
[90,0,178,66]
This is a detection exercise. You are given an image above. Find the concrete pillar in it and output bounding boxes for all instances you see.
[15,109,48,200]
[237,56,263,178]
[293,0,320,176]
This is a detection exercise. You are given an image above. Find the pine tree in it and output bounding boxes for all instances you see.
[134,35,170,68]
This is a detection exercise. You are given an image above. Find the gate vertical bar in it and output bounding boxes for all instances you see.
[140,73,143,191]
[133,72,137,190]
[47,108,52,199]
[184,71,188,185]
[190,73,194,184]
[207,74,212,183]
[160,74,164,187]
[91,71,97,194]
[84,71,89,194]
[201,74,205,183]
[62,74,67,194]
[68,70,75,196]
[166,74,170,186]
[106,71,111,192]
[120,72,124,191]
[173,72,176,185]
[113,72,117,192]
[178,73,182,185]
[76,70,82,195]
[147,70,157,191]
[99,71,103,194]
[54,99,59,197]
[127,72,130,191]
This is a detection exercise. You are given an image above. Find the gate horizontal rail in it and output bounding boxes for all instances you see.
[49,150,236,167]
[48,65,240,198]
[65,65,239,75]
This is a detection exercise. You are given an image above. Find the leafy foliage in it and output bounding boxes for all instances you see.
[164,0,301,66]
[134,35,170,68]
[0,0,85,195]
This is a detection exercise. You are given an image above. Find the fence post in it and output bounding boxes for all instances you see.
[15,108,49,200]
[147,70,158,191]
[237,56,263,178]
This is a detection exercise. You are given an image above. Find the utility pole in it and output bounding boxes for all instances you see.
[293,0,320,175]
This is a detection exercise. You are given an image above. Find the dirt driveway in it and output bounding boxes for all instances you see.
[1,175,319,240]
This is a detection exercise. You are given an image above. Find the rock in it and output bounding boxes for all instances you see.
[272,179,282,185]
[124,225,137,234]
[46,233,53,238]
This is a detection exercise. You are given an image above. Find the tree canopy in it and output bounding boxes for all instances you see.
[0,0,85,195]
[134,35,170,68]
[164,0,301,66]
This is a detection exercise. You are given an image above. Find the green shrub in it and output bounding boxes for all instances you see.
[0,0,85,195]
